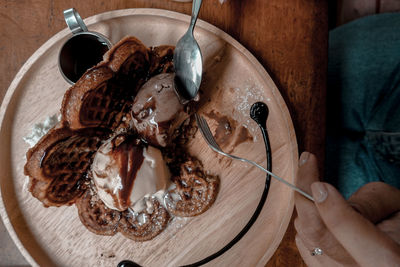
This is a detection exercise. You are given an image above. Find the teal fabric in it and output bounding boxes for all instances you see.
[326,13,400,199]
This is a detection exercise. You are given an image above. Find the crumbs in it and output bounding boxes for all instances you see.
[100,251,116,258]
[204,110,253,153]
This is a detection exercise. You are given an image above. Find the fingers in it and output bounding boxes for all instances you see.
[295,152,325,241]
[295,234,322,266]
[295,234,352,267]
[294,152,354,264]
[377,211,400,245]
[348,182,400,223]
[295,152,320,221]
[311,182,400,267]
[296,152,319,192]
[295,152,400,266]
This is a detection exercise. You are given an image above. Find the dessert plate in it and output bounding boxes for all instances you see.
[0,9,297,267]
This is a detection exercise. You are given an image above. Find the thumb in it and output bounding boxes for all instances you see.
[311,182,400,267]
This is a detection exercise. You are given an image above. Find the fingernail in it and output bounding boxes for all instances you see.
[299,152,310,166]
[311,182,328,203]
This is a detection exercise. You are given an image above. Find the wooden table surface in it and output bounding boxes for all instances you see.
[0,0,328,266]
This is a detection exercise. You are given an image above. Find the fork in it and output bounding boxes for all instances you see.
[195,114,314,201]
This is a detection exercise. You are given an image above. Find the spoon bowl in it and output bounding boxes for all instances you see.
[173,0,203,102]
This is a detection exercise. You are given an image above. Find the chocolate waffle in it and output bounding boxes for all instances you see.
[25,35,219,242]
[76,189,121,236]
[61,37,175,131]
[166,158,220,217]
[119,198,170,242]
[148,45,175,76]
[24,127,109,207]
[77,190,169,241]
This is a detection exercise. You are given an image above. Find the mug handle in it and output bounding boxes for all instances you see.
[63,8,88,34]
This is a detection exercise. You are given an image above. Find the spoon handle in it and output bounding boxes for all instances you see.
[189,0,203,33]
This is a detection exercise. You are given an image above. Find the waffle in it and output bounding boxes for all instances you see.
[105,36,149,76]
[76,189,169,241]
[148,45,175,76]
[61,37,175,131]
[165,158,220,217]
[25,35,219,242]
[61,37,148,131]
[24,127,109,207]
[76,189,121,236]
[119,198,170,241]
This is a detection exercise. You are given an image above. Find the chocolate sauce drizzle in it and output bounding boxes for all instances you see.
[114,137,144,208]
[180,102,272,267]
[118,102,272,267]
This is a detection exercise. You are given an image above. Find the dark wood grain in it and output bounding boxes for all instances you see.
[0,0,328,266]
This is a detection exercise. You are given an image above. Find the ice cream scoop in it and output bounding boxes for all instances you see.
[91,134,170,212]
[131,73,190,147]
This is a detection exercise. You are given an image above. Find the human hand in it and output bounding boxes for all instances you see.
[294,152,400,267]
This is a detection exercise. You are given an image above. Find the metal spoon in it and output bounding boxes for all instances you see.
[173,0,203,102]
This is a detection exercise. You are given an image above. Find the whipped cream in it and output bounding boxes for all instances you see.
[23,114,60,147]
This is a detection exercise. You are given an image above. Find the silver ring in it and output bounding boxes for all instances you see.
[311,247,323,256]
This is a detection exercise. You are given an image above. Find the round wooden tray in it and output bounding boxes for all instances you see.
[0,9,297,267]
